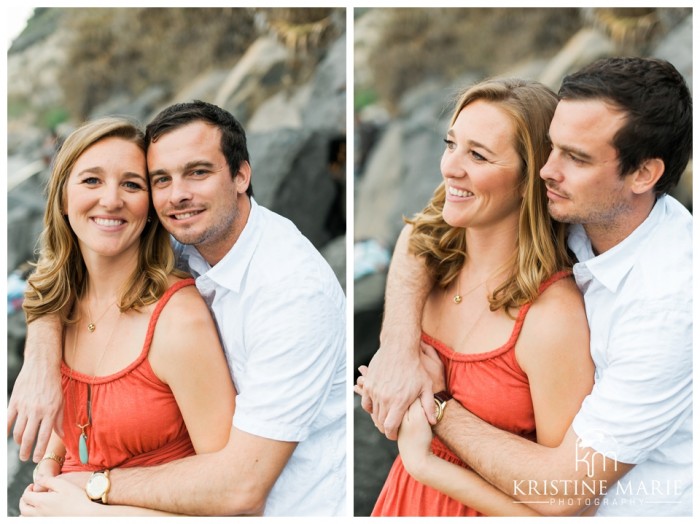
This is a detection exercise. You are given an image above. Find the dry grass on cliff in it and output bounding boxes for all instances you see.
[56,8,342,120]
[367,8,583,112]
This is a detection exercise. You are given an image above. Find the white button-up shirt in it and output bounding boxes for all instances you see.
[177,198,346,516]
[570,195,692,516]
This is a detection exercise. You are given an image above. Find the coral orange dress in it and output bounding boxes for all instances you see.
[372,271,571,516]
[61,279,196,472]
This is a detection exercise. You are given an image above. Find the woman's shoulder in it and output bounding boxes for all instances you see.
[156,275,211,327]
[531,273,584,314]
[518,274,587,347]
[148,276,223,383]
[516,273,591,371]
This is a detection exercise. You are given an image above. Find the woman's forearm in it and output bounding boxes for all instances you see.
[408,454,540,516]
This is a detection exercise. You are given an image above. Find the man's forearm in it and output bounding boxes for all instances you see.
[361,225,436,437]
[107,429,295,516]
[434,400,592,515]
[379,224,431,348]
[24,315,63,367]
[108,451,262,516]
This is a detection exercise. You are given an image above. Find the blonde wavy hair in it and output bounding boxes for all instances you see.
[407,78,570,313]
[23,117,187,324]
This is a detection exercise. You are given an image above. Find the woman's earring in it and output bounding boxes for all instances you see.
[147,216,152,223]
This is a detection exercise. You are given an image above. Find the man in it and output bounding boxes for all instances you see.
[8,101,346,516]
[360,57,692,516]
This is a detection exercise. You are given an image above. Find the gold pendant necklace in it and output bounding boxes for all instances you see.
[453,262,510,305]
[86,298,117,333]
[453,280,484,304]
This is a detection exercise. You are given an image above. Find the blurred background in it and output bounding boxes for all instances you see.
[352,7,692,516]
[6,7,346,515]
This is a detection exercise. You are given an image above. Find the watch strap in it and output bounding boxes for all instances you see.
[434,390,452,404]
[433,390,453,424]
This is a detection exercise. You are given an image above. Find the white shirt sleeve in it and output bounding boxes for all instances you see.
[571,300,692,465]
[232,282,345,442]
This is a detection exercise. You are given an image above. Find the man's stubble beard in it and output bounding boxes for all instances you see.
[168,204,239,250]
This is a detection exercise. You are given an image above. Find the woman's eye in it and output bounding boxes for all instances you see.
[470,150,486,162]
[443,139,456,151]
[123,181,144,190]
[82,177,100,185]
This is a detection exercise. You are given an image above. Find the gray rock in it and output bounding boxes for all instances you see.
[302,31,346,134]
[214,36,291,126]
[538,27,616,90]
[354,122,402,245]
[652,14,692,91]
[165,69,232,113]
[247,81,313,132]
[7,438,35,517]
[353,395,398,516]
[320,234,347,292]
[8,171,48,271]
[248,128,340,249]
[89,85,169,123]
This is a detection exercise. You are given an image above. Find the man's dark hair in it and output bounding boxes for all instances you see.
[559,57,692,195]
[146,100,253,197]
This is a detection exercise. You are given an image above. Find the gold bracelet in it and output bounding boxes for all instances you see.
[32,453,65,483]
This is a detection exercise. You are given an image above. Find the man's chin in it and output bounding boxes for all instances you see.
[169,230,206,247]
[547,202,574,224]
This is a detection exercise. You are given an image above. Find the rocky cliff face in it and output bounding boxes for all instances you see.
[7,7,347,392]
[6,8,347,516]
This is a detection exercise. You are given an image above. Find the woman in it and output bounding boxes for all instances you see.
[19,117,235,516]
[364,78,594,516]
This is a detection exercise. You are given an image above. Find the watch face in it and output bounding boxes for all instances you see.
[87,473,109,498]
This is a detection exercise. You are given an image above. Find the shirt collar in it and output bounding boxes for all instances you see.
[181,197,262,293]
[568,195,665,293]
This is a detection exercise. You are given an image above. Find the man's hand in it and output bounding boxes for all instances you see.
[8,364,64,462]
[356,224,435,440]
[419,341,446,393]
[358,344,435,440]
[7,315,64,462]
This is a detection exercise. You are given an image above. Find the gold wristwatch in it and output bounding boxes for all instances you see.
[86,469,111,504]
[433,390,452,424]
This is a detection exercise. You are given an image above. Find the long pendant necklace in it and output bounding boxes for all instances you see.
[76,385,91,464]
[70,306,122,464]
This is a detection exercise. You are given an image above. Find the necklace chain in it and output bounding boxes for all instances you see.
[453,262,509,305]
[70,306,123,464]
[86,297,117,333]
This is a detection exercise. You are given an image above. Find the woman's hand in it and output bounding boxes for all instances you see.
[30,457,62,493]
[354,365,369,397]
[420,341,446,393]
[20,476,101,516]
[397,399,435,482]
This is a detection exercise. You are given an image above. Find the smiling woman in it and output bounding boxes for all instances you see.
[364,78,595,516]
[18,117,236,516]
[64,137,150,261]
